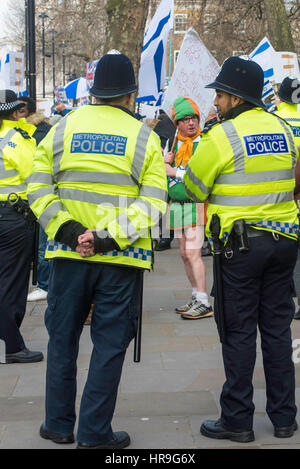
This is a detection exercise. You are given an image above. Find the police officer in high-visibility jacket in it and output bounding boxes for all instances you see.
[0,90,44,365]
[27,52,167,449]
[275,76,300,146]
[275,77,300,319]
[184,57,300,443]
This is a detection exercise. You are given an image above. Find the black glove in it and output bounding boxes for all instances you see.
[55,220,87,251]
[93,229,120,253]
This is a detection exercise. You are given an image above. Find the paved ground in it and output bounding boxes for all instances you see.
[1,241,300,449]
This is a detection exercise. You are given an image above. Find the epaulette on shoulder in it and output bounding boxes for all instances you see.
[13,127,31,139]
[202,120,220,134]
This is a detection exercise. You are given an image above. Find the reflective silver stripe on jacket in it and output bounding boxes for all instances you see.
[117,212,140,244]
[209,191,294,207]
[185,164,211,194]
[55,170,136,186]
[221,121,245,173]
[52,116,68,182]
[38,201,66,230]
[185,185,205,203]
[131,124,152,186]
[27,172,53,185]
[27,186,56,204]
[58,187,136,206]
[0,183,27,194]
[139,184,168,201]
[0,129,18,179]
[216,169,294,185]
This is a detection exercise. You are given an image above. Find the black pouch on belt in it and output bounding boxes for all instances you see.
[233,219,249,253]
[8,193,36,222]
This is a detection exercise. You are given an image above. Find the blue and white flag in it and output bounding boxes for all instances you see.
[64,77,89,100]
[249,37,275,80]
[262,79,274,100]
[136,0,174,104]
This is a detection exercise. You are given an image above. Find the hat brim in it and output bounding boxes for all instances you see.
[89,84,138,99]
[206,80,266,109]
[0,100,25,116]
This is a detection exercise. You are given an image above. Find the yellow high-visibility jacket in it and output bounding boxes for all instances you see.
[0,118,36,201]
[27,105,168,269]
[184,107,298,243]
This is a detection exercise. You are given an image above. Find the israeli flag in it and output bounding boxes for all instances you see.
[136,0,174,104]
[64,77,89,100]
[249,37,275,79]
[262,79,274,100]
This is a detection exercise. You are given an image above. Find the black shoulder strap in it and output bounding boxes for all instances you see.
[13,127,31,139]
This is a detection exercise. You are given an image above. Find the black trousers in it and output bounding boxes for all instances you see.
[0,206,34,354]
[213,233,298,430]
[44,259,142,443]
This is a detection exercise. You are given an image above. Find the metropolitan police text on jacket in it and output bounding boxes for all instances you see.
[71,133,128,156]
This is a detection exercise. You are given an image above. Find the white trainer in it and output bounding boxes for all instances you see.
[27,288,48,302]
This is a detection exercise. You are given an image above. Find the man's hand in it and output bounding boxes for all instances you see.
[76,229,95,257]
[165,163,177,177]
[76,229,121,257]
[164,151,174,165]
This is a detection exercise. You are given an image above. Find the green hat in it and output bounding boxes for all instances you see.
[171,97,200,123]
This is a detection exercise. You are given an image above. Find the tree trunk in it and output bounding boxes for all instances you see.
[105,0,150,80]
[263,0,296,51]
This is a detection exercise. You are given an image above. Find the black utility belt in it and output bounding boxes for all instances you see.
[244,225,274,238]
[5,194,36,222]
[226,220,282,256]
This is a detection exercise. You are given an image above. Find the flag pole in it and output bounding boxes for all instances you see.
[168,27,173,84]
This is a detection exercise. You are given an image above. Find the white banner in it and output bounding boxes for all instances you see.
[36,98,52,118]
[0,51,25,94]
[162,28,220,129]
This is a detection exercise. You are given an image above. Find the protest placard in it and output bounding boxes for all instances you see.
[273,51,300,83]
[162,28,220,129]
[36,98,52,118]
[0,51,25,94]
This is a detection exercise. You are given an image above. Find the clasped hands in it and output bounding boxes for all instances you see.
[76,229,96,258]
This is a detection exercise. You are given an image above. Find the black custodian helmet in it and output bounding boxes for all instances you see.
[206,56,265,108]
[89,50,138,99]
[278,76,300,104]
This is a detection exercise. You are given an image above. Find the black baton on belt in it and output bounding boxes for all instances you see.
[8,193,39,285]
[134,271,144,362]
[210,214,226,344]
[32,222,39,286]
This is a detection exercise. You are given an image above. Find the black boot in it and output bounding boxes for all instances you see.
[200,419,254,443]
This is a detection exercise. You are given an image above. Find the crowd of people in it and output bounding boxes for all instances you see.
[0,50,300,448]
